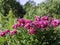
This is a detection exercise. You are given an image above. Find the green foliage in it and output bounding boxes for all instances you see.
[3,27,59,45]
[24,0,60,20]
[23,1,36,20]
[5,10,15,30]
[0,10,15,30]
[0,0,26,17]
[0,37,6,45]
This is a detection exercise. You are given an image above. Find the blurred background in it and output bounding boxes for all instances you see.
[0,0,60,19]
[0,0,60,18]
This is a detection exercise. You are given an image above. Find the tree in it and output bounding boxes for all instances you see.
[36,0,60,18]
[23,0,36,20]
[24,0,60,19]
[0,0,26,18]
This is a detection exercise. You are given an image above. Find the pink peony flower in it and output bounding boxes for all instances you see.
[28,27,36,34]
[25,20,32,24]
[38,21,45,28]
[3,29,10,34]
[24,23,30,29]
[51,19,60,27]
[0,31,5,36]
[34,16,40,21]
[50,18,54,22]
[10,29,17,36]
[16,23,21,27]
[33,20,49,29]
[59,20,60,24]
[33,21,45,29]
[24,23,33,29]
[43,21,49,26]
[41,16,48,20]
[12,24,17,29]
[17,18,25,24]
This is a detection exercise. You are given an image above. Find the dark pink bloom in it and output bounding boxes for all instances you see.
[32,21,39,25]
[24,23,33,29]
[0,31,5,36]
[50,18,54,23]
[25,20,32,24]
[41,16,48,20]
[24,23,30,29]
[59,20,60,24]
[17,18,26,27]
[10,29,17,36]
[51,19,60,27]
[16,23,23,27]
[12,24,17,29]
[17,23,24,27]
[33,20,49,29]
[17,18,25,24]
[38,21,45,28]
[3,29,10,34]
[34,16,40,21]
[16,23,21,27]
[43,21,49,26]
[33,21,44,29]
[20,23,24,27]
[28,27,36,34]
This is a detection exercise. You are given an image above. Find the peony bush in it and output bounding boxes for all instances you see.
[0,16,60,45]
[12,16,60,34]
[10,15,60,45]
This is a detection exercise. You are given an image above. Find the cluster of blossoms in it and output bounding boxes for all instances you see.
[12,16,60,35]
[0,29,17,37]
